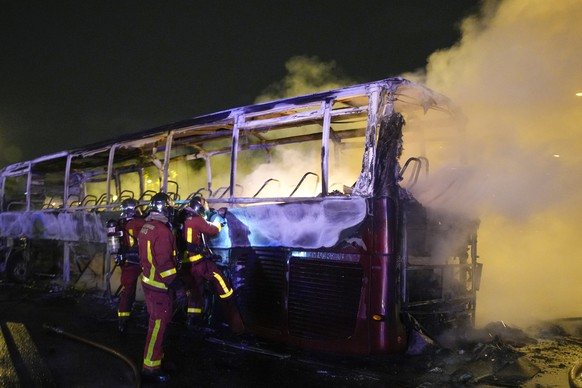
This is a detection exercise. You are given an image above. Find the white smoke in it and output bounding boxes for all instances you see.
[255,55,352,102]
[406,0,582,327]
[250,26,582,328]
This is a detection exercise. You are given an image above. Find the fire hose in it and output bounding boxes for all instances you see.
[42,323,141,388]
[570,362,582,387]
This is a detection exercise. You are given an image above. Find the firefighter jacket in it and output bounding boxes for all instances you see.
[181,214,221,264]
[119,216,146,265]
[138,213,178,292]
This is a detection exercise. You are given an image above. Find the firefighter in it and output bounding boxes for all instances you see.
[116,198,146,333]
[179,196,244,334]
[138,192,186,382]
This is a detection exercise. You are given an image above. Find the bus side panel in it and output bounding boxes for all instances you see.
[0,211,108,243]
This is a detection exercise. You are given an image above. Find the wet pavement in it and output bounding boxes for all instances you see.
[1,279,582,387]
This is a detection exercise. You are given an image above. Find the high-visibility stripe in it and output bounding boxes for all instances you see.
[212,272,233,298]
[128,228,135,247]
[143,359,162,368]
[160,268,176,278]
[144,319,162,368]
[182,254,203,263]
[142,274,167,290]
[187,307,203,314]
[118,311,131,317]
[187,228,193,243]
[147,241,156,282]
[144,240,171,289]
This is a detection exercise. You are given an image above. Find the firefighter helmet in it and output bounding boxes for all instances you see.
[149,192,174,216]
[189,196,208,217]
[120,198,139,218]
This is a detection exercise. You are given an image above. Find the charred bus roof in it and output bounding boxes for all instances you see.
[0,77,456,177]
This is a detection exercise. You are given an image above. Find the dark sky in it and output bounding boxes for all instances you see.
[0,1,482,167]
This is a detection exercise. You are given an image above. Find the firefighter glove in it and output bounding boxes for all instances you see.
[114,254,125,265]
[168,276,185,292]
[212,219,226,230]
[175,288,188,308]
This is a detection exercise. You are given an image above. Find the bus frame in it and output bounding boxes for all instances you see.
[0,77,482,355]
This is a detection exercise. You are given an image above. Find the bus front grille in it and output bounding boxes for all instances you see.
[233,249,363,340]
[233,248,286,332]
[288,257,362,340]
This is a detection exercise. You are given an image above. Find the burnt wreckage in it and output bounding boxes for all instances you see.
[0,78,482,354]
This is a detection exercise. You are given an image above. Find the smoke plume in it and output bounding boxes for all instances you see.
[406,0,582,327]
[255,56,352,102]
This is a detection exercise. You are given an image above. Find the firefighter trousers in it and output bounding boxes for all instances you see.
[142,286,173,372]
[182,260,244,333]
[118,263,141,318]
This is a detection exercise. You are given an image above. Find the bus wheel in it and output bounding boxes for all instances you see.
[7,254,29,283]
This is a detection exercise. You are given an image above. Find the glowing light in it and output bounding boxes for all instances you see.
[147,179,152,184]
[553,154,560,158]
[576,92,582,97]
[112,195,118,201]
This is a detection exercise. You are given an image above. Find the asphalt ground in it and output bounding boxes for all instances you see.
[2,279,582,388]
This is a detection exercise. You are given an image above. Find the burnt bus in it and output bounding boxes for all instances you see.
[0,78,481,354]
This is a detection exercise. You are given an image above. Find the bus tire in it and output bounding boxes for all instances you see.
[6,253,29,283]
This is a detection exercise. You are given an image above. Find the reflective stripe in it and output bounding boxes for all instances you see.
[187,228,193,243]
[142,274,167,290]
[144,319,162,368]
[144,240,171,289]
[160,268,176,278]
[212,272,233,298]
[128,228,135,247]
[143,359,162,368]
[118,311,131,317]
[147,241,156,283]
[182,254,203,263]
[187,307,202,314]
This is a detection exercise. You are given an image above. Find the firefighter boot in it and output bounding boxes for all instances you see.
[118,317,128,334]
[186,313,203,329]
[142,368,170,383]
[222,298,245,335]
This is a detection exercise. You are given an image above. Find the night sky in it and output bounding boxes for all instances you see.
[0,1,482,167]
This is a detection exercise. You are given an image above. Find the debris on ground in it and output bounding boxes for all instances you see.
[2,281,582,387]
